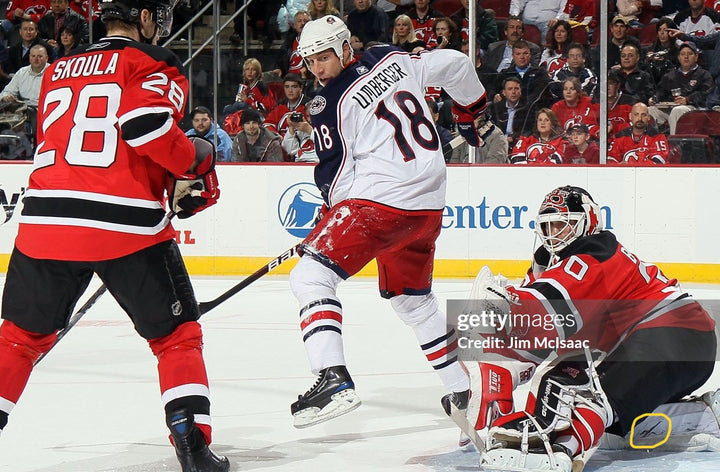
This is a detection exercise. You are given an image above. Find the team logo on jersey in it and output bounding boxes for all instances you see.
[308,96,326,115]
[278,183,324,237]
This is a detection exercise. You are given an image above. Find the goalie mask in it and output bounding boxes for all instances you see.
[100,0,178,37]
[298,15,352,62]
[535,186,603,254]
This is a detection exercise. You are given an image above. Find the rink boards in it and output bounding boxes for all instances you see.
[1,163,718,282]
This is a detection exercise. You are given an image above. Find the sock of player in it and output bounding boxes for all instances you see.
[0,321,56,433]
[149,321,213,445]
[392,294,469,393]
[298,296,346,374]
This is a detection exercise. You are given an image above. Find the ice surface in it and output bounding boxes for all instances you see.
[0,277,718,472]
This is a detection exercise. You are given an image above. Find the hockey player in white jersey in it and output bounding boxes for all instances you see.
[288,15,494,429]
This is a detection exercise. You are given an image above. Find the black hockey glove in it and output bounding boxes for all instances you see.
[169,136,220,219]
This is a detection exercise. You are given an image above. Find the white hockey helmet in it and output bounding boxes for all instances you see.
[535,186,603,253]
[298,15,351,60]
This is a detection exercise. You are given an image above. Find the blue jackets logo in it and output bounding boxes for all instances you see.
[278,183,323,237]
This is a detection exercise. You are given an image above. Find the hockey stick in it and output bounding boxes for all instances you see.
[198,244,300,315]
[34,284,108,366]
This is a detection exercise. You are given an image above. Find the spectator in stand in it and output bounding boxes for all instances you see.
[552,0,597,43]
[7,19,50,75]
[552,77,600,135]
[450,0,498,53]
[540,19,571,75]
[274,10,312,77]
[510,108,565,164]
[38,0,89,50]
[392,14,426,53]
[282,110,318,162]
[645,18,681,85]
[53,25,81,58]
[613,41,656,104]
[550,42,597,98]
[222,58,276,119]
[552,76,600,137]
[376,0,414,23]
[346,0,389,52]
[608,16,631,68]
[609,102,669,164]
[563,123,599,164]
[307,0,340,19]
[3,0,50,45]
[509,0,565,42]
[615,0,645,28]
[675,0,720,38]
[496,40,553,110]
[607,68,636,142]
[405,0,442,45]
[488,76,533,151]
[185,106,234,162]
[264,73,311,159]
[431,17,461,51]
[648,41,714,134]
[0,42,48,107]
[230,109,284,162]
[484,16,542,73]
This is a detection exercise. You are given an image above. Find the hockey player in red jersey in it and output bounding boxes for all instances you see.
[0,1,227,471]
[288,15,494,430]
[456,186,716,471]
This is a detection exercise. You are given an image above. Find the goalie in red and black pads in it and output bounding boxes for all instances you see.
[456,186,716,471]
[0,2,226,471]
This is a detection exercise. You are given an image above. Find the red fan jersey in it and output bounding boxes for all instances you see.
[5,0,50,23]
[17,37,196,261]
[608,128,669,164]
[510,135,566,164]
[288,37,303,74]
[486,232,715,365]
[551,96,600,138]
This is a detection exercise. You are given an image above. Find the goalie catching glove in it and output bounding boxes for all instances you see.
[452,101,495,148]
[169,136,220,219]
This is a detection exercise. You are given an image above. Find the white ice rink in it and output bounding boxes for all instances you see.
[0,275,719,472]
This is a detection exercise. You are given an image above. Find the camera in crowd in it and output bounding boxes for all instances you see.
[290,112,304,123]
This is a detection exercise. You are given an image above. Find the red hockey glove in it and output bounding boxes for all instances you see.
[452,104,495,148]
[169,136,220,219]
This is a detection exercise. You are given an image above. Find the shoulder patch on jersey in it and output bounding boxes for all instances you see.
[308,96,327,115]
[356,64,369,75]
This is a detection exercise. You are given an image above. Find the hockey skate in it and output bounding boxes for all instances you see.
[441,389,483,450]
[167,409,229,472]
[291,365,361,428]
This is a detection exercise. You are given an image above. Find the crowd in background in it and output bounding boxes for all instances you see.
[4,0,720,164]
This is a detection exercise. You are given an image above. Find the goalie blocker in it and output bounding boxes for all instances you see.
[169,136,220,219]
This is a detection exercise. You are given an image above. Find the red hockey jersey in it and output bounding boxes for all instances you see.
[608,128,669,164]
[551,96,600,138]
[488,232,715,364]
[17,36,196,261]
[510,135,566,164]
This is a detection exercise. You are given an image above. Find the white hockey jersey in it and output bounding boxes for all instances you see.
[306,45,487,210]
